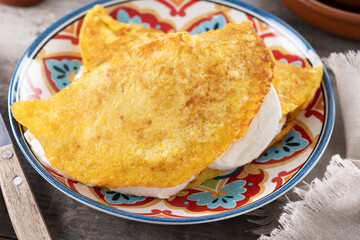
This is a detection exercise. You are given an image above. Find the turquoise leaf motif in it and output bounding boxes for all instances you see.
[45,59,82,90]
[190,14,226,35]
[291,60,303,67]
[101,189,145,204]
[187,180,246,209]
[117,10,150,28]
[256,129,309,162]
[279,58,303,67]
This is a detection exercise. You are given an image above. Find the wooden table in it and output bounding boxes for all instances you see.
[0,0,359,239]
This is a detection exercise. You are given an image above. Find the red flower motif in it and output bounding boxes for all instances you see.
[272,49,307,67]
[157,0,198,17]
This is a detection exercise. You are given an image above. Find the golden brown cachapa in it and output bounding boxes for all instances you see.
[272,60,323,116]
[76,5,324,190]
[80,5,323,118]
[269,61,323,145]
[79,5,165,71]
[12,22,274,189]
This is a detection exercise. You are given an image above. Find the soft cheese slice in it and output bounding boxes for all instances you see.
[208,84,283,170]
[79,5,165,71]
[11,22,274,189]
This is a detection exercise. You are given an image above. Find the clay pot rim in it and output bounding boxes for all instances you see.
[296,0,360,23]
[0,0,43,6]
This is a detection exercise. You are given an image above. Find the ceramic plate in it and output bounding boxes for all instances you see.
[9,0,334,224]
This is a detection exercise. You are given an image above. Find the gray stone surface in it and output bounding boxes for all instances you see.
[0,0,358,239]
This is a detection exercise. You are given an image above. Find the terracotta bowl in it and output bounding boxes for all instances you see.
[282,0,360,40]
[327,0,360,9]
[0,0,43,6]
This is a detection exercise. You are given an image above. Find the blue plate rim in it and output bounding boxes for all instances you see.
[8,0,335,224]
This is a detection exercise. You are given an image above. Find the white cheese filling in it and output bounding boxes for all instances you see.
[24,84,283,198]
[208,84,284,170]
[110,176,194,199]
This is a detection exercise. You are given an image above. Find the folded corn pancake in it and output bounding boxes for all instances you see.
[79,6,322,116]
[79,5,165,71]
[269,61,323,144]
[273,61,323,116]
[79,5,323,114]
[12,22,274,189]
[78,5,323,190]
